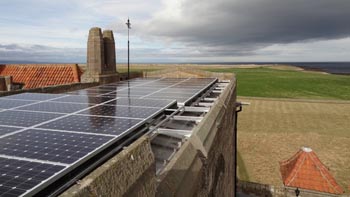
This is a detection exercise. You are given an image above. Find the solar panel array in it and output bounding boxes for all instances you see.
[0,77,217,196]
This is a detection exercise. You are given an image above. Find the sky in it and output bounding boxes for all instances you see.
[0,0,350,63]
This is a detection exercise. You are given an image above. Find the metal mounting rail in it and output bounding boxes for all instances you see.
[147,105,185,138]
[170,115,203,122]
[197,102,214,107]
[202,97,217,102]
[212,90,223,94]
[165,106,210,113]
[156,128,192,138]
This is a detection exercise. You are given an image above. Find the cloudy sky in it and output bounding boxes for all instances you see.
[0,0,350,63]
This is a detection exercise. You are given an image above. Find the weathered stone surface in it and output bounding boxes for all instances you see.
[237,180,347,197]
[87,27,105,75]
[103,30,117,74]
[0,76,12,91]
[60,136,156,197]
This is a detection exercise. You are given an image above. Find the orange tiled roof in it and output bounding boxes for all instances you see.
[280,147,343,194]
[0,64,81,89]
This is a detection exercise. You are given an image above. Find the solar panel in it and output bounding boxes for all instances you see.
[0,129,113,164]
[78,105,162,119]
[0,111,62,127]
[3,93,67,101]
[66,89,114,96]
[148,92,195,98]
[0,157,65,197]
[144,96,188,103]
[0,126,22,136]
[0,99,36,109]
[113,91,153,96]
[16,102,93,114]
[0,77,218,196]
[50,95,114,104]
[38,115,142,136]
[105,98,175,108]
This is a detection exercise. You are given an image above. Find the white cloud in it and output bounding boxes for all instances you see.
[0,0,350,62]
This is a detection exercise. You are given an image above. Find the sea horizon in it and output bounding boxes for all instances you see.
[1,60,350,74]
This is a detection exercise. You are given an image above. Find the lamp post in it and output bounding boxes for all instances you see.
[126,18,131,80]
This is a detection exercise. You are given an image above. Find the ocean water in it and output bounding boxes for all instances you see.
[287,62,350,75]
[194,62,350,75]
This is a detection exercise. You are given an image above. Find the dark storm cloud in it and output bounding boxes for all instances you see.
[142,0,350,55]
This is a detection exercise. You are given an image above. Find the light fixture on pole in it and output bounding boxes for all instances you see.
[126,18,131,80]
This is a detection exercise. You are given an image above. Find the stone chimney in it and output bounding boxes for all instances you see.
[103,30,117,73]
[87,27,105,75]
[82,27,119,84]
[0,76,12,91]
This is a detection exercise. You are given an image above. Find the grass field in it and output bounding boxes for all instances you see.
[203,67,350,100]
[201,66,350,192]
[237,97,350,192]
[116,64,164,73]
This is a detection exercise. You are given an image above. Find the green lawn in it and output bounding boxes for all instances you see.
[204,67,350,100]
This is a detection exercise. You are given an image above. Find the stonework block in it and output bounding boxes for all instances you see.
[103,30,117,73]
[87,27,105,75]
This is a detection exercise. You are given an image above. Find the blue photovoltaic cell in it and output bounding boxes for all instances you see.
[105,98,174,108]
[0,110,62,127]
[0,157,65,197]
[148,92,195,98]
[16,102,93,114]
[0,99,37,109]
[38,115,142,136]
[144,96,188,103]
[0,126,22,136]
[112,91,152,96]
[51,95,114,104]
[104,93,139,98]
[0,129,113,164]
[66,89,114,95]
[2,93,67,101]
[78,105,161,119]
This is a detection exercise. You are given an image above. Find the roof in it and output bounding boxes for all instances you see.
[280,147,343,194]
[0,64,81,89]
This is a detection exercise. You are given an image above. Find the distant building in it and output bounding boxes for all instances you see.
[0,64,81,90]
[280,147,344,195]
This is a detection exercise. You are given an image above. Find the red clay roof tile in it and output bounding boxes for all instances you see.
[280,147,343,194]
[0,64,81,89]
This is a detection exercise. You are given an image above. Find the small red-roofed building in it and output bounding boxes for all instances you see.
[280,147,343,195]
[0,64,81,89]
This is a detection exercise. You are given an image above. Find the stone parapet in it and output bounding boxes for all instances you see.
[61,136,156,197]
[237,180,346,197]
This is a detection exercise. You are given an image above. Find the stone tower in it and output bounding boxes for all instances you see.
[87,27,105,75]
[103,30,117,73]
[83,27,119,83]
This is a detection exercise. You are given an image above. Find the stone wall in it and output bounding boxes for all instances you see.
[237,180,346,197]
[61,136,156,197]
